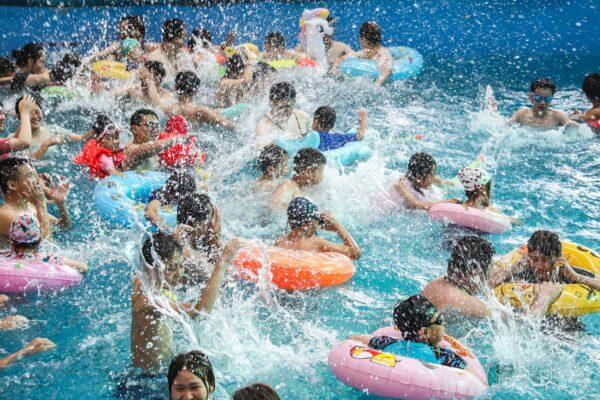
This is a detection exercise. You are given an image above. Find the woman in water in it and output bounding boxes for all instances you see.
[167,351,215,400]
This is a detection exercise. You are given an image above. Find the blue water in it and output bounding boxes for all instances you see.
[1,1,599,399]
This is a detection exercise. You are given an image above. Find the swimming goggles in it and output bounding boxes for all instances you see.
[533,95,553,103]
[97,123,120,140]
[423,313,445,327]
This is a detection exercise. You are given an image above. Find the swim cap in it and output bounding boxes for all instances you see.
[287,197,320,229]
[120,38,140,56]
[393,295,439,341]
[9,214,41,245]
[167,350,215,393]
[457,167,491,192]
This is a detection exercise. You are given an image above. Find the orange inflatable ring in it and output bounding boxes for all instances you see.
[233,246,355,291]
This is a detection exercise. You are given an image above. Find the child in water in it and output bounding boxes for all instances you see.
[571,73,600,132]
[350,295,486,385]
[312,106,367,151]
[275,196,361,259]
[510,78,578,130]
[256,144,289,192]
[343,22,393,86]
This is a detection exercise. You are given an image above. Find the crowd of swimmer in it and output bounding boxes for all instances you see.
[0,11,599,400]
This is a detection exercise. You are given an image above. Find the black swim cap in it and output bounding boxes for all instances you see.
[393,295,438,341]
[287,197,320,229]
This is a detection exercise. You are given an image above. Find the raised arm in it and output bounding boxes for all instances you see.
[317,213,361,259]
[393,179,432,210]
[8,95,35,152]
[356,109,368,140]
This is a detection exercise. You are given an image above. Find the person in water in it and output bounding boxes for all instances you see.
[275,197,361,259]
[255,82,312,145]
[456,166,521,224]
[270,148,326,210]
[393,152,457,210]
[261,31,303,62]
[312,106,367,151]
[421,236,495,318]
[490,230,600,296]
[154,70,235,130]
[131,232,241,374]
[113,61,173,104]
[0,95,36,156]
[168,350,215,400]
[214,54,253,108]
[232,383,281,400]
[510,78,578,130]
[0,337,55,370]
[1,213,87,273]
[147,18,193,79]
[256,144,289,192]
[0,157,71,243]
[87,15,153,63]
[245,61,278,101]
[145,171,197,231]
[322,17,353,73]
[10,43,50,90]
[0,57,16,86]
[343,22,393,86]
[571,73,600,132]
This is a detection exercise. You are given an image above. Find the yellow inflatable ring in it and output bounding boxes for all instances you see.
[92,60,132,80]
[494,241,600,317]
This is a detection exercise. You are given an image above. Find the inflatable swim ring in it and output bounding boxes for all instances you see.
[275,130,372,166]
[219,103,251,121]
[93,171,176,229]
[339,46,424,82]
[41,85,77,100]
[428,203,512,234]
[232,246,355,291]
[0,257,82,293]
[494,241,600,317]
[328,326,487,400]
[92,60,132,80]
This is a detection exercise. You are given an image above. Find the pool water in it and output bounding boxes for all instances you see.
[0,1,599,399]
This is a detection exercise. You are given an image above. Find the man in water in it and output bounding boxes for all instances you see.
[147,18,193,79]
[510,78,578,130]
[343,22,393,86]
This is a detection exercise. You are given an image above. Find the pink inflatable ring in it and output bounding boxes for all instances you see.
[0,257,82,293]
[328,326,487,399]
[429,203,512,234]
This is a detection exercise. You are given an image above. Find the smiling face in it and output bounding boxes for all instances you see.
[9,162,40,199]
[99,129,121,152]
[170,368,209,400]
[132,114,159,143]
[29,103,43,130]
[529,87,554,111]
[527,250,554,277]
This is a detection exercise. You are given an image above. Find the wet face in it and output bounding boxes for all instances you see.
[29,52,46,73]
[420,166,437,189]
[132,114,159,143]
[29,103,43,130]
[529,88,554,111]
[10,163,40,198]
[422,312,445,346]
[305,165,324,185]
[270,98,295,118]
[99,129,121,152]
[170,369,209,400]
[164,251,184,287]
[527,250,554,276]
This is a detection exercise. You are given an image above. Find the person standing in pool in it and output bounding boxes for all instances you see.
[168,350,215,400]
[510,78,578,130]
[0,95,35,155]
[214,54,253,108]
[255,82,312,146]
[112,61,174,105]
[270,148,325,210]
[261,31,304,62]
[275,196,361,259]
[571,73,600,132]
[87,16,154,63]
[147,19,194,80]
[131,232,241,374]
[9,43,50,91]
[343,22,393,86]
[421,236,495,318]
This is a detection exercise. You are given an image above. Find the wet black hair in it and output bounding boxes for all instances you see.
[293,148,326,174]
[167,350,215,393]
[224,54,245,79]
[269,82,296,103]
[144,60,166,83]
[142,232,182,267]
[0,57,16,76]
[258,144,288,174]
[50,53,81,84]
[360,22,382,46]
[0,157,31,194]
[528,230,562,260]
[120,15,146,40]
[232,383,281,400]
[163,18,185,42]
[530,78,556,95]
[130,108,158,128]
[12,43,44,68]
[313,106,336,131]
[393,295,439,341]
[287,196,320,229]
[582,73,600,102]
[163,171,197,200]
[265,31,285,50]
[189,28,212,51]
[175,70,201,97]
[405,152,437,193]
[91,114,116,137]
[15,94,43,118]
[446,236,495,293]
[177,193,214,226]
[251,62,277,84]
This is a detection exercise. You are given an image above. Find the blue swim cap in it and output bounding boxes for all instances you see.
[120,38,140,56]
[287,197,320,229]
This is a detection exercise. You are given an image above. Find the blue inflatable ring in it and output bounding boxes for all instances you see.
[93,171,177,229]
[339,46,424,82]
